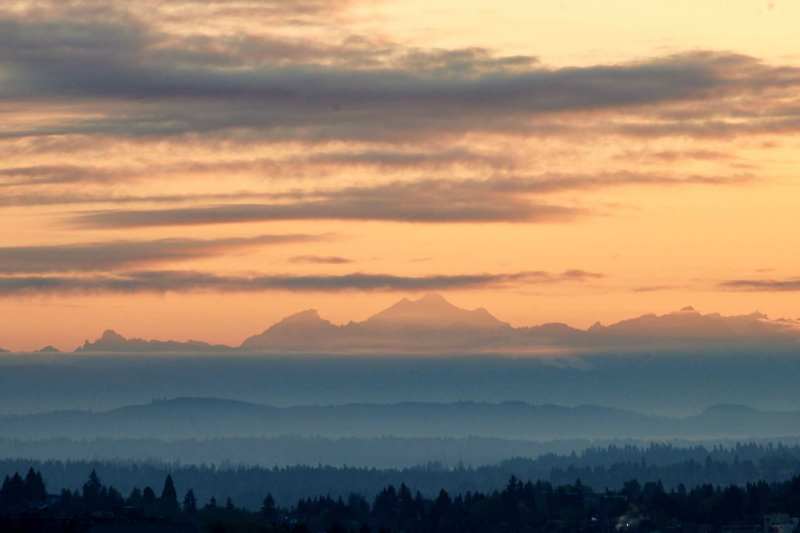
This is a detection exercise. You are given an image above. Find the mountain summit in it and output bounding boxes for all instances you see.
[365,294,508,329]
[241,309,339,351]
[241,294,511,353]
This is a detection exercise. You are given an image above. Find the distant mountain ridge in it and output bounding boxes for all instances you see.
[77,329,233,353]
[15,294,798,354]
[1,397,799,441]
[241,295,799,354]
[37,345,61,353]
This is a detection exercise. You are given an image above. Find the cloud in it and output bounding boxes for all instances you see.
[559,269,605,281]
[70,185,575,227]
[4,0,361,29]
[632,285,680,293]
[0,269,603,296]
[614,149,734,162]
[0,190,286,207]
[0,165,125,186]
[719,278,800,292]
[2,3,799,144]
[0,147,513,188]
[303,148,515,171]
[0,234,327,273]
[69,172,748,228]
[290,255,352,265]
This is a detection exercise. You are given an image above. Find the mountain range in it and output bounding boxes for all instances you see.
[2,397,799,441]
[65,294,800,354]
[76,329,231,354]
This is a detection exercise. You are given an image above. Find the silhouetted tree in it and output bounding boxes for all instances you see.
[205,496,218,510]
[261,493,277,521]
[24,468,47,502]
[160,474,179,515]
[142,485,157,513]
[0,473,25,508]
[82,470,103,506]
[183,489,197,514]
[127,487,142,507]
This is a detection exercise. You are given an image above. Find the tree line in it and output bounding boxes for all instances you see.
[3,442,800,508]
[3,467,800,532]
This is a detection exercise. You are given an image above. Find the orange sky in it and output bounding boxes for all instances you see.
[1,0,799,351]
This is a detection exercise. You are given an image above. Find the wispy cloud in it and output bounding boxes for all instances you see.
[0,269,603,296]
[719,278,800,292]
[632,285,680,293]
[0,165,125,186]
[69,172,749,228]
[290,255,352,265]
[0,235,327,273]
[614,149,734,163]
[0,148,513,188]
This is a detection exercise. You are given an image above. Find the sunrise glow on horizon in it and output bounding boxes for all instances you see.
[2,0,800,351]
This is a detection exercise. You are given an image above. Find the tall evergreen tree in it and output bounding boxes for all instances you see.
[160,474,179,514]
[24,468,47,502]
[82,470,102,505]
[142,486,157,508]
[261,493,277,521]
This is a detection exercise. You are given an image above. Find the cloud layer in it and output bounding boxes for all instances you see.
[1,2,799,144]
[70,172,747,228]
[0,269,603,296]
[720,278,800,292]
[0,235,327,273]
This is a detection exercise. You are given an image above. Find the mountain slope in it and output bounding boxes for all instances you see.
[241,309,340,351]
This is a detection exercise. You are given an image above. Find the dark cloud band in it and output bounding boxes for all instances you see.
[0,269,603,296]
[719,278,800,292]
[2,3,799,144]
[0,235,327,273]
[69,173,747,228]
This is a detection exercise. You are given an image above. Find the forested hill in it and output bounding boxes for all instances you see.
[3,443,800,508]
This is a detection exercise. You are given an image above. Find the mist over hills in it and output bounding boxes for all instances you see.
[0,435,603,469]
[2,352,800,416]
[5,434,800,470]
[65,294,800,354]
[2,397,799,441]
[4,296,800,418]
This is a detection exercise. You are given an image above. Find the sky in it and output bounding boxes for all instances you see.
[1,0,800,351]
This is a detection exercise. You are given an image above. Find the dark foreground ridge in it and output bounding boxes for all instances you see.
[5,442,800,508]
[3,466,800,532]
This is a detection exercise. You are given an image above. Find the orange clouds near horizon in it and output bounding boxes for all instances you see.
[1,0,799,351]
